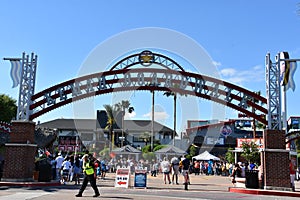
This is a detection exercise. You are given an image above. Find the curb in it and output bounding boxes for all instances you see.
[229,187,300,198]
[0,181,61,187]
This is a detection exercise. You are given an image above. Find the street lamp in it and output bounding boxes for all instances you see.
[151,90,154,152]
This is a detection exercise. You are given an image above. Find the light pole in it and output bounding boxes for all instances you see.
[173,94,177,146]
[151,90,154,152]
[121,109,124,147]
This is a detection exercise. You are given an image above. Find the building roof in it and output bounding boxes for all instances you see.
[38,118,97,131]
[112,145,141,154]
[186,120,235,133]
[155,145,186,155]
[38,118,173,134]
[123,120,173,133]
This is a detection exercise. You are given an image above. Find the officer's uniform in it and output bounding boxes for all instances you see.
[76,155,100,197]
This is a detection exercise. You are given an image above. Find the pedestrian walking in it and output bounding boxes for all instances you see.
[160,157,171,184]
[170,156,180,184]
[61,156,72,184]
[73,156,82,185]
[290,160,296,192]
[75,154,100,197]
[230,163,241,187]
[55,152,64,181]
[194,160,200,175]
[180,154,190,190]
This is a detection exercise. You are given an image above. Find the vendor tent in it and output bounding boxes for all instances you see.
[155,145,186,159]
[111,145,141,161]
[192,151,220,161]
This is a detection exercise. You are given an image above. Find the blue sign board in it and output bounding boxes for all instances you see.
[134,169,147,188]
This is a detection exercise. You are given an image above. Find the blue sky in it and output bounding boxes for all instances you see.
[1,1,300,133]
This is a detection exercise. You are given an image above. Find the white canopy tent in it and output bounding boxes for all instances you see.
[192,151,220,161]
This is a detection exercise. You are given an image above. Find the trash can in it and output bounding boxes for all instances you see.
[37,159,52,182]
[245,170,259,189]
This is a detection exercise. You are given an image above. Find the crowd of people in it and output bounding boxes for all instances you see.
[52,154,259,185]
[42,151,110,185]
[40,150,298,192]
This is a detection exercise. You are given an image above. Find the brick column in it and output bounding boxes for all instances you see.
[9,121,35,143]
[2,121,37,181]
[262,129,291,190]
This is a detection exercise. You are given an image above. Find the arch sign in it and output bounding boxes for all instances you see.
[29,50,267,124]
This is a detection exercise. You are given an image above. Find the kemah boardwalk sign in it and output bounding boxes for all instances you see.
[28,51,267,125]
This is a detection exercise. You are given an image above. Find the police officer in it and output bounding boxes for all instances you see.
[75,154,100,197]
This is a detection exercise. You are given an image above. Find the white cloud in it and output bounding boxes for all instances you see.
[212,60,222,67]
[143,111,169,121]
[124,111,136,119]
[220,65,265,86]
[220,68,236,76]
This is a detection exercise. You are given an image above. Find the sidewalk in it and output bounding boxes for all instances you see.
[145,173,300,197]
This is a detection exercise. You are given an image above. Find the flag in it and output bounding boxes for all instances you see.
[9,60,22,88]
[280,52,289,86]
[284,61,297,92]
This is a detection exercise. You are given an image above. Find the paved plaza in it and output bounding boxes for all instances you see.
[0,173,300,200]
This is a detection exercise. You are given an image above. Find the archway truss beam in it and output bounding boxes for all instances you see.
[30,68,267,124]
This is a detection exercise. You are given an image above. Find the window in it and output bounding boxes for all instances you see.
[81,133,93,141]
[133,136,145,142]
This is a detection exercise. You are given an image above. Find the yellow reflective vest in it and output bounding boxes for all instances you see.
[84,162,94,175]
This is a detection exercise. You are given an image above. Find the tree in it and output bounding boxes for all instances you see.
[225,148,235,164]
[142,152,156,161]
[103,104,117,152]
[189,145,198,157]
[104,100,134,151]
[142,143,161,153]
[114,100,134,147]
[98,147,110,160]
[241,141,260,164]
[153,144,167,152]
[0,94,17,122]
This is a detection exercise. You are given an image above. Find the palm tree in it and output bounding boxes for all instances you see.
[115,100,134,147]
[103,104,116,152]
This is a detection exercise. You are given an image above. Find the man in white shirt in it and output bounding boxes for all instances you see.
[61,157,72,184]
[170,156,180,184]
[55,152,64,181]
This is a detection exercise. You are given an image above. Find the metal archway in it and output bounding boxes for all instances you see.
[29,51,267,124]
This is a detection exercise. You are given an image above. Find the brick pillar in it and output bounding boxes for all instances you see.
[2,121,37,182]
[9,121,35,143]
[262,129,291,190]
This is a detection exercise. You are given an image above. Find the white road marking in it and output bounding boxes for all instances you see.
[0,192,50,200]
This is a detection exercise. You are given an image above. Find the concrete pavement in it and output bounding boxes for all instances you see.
[0,172,300,199]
